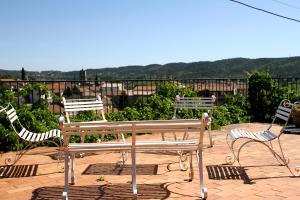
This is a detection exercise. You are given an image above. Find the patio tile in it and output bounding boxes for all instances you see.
[0,122,299,199]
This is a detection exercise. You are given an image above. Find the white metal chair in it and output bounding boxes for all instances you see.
[225,99,299,176]
[0,103,62,165]
[170,95,216,147]
[61,95,127,163]
[62,95,107,124]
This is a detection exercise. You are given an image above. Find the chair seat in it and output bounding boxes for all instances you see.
[229,129,277,142]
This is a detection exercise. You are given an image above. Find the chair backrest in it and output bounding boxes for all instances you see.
[173,95,216,119]
[269,99,293,133]
[0,103,61,142]
[62,95,106,123]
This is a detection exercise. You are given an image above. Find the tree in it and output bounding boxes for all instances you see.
[95,74,99,86]
[247,71,284,122]
[21,67,26,80]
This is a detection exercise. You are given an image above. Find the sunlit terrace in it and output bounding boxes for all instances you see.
[0,123,299,199]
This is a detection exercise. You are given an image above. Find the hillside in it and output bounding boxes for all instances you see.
[1,57,300,80]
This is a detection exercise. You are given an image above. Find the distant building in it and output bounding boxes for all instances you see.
[127,85,157,96]
[100,82,124,96]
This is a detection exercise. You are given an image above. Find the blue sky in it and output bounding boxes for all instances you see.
[1,0,300,72]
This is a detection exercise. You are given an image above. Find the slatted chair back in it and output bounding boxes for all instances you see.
[171,95,216,147]
[0,103,62,166]
[62,95,106,123]
[2,103,61,142]
[268,99,293,135]
[173,95,216,119]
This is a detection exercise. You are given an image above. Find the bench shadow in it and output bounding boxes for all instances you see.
[82,163,158,175]
[0,164,38,178]
[48,152,97,160]
[31,184,170,200]
[206,165,253,184]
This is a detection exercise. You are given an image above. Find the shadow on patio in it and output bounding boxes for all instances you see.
[83,163,158,175]
[0,164,38,178]
[31,183,170,200]
[206,165,252,184]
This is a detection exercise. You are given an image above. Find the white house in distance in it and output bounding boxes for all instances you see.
[127,85,157,96]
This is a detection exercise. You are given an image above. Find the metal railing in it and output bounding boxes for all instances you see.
[1,78,300,114]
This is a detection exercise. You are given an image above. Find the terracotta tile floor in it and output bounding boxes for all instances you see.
[0,123,299,199]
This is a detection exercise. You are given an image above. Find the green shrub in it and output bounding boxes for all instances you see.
[247,71,300,122]
[0,123,20,152]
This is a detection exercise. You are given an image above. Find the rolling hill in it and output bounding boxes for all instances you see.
[1,57,300,80]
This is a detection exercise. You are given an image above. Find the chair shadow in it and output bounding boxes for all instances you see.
[0,164,38,178]
[206,165,253,184]
[31,183,170,200]
[82,163,158,175]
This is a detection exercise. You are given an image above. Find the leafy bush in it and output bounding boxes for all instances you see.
[0,83,61,151]
[247,71,300,122]
[0,116,20,152]
[106,82,250,129]
[134,82,197,120]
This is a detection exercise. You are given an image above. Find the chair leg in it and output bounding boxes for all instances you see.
[4,142,37,165]
[116,133,128,165]
[71,153,76,185]
[236,139,282,166]
[236,138,299,176]
[183,131,188,140]
[161,132,165,141]
[277,137,299,176]
[225,135,238,165]
[269,141,285,165]
[189,151,194,181]
[44,139,64,171]
[179,152,188,171]
[207,125,214,148]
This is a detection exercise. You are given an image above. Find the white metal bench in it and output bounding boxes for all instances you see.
[170,95,216,147]
[0,103,62,165]
[60,117,209,200]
